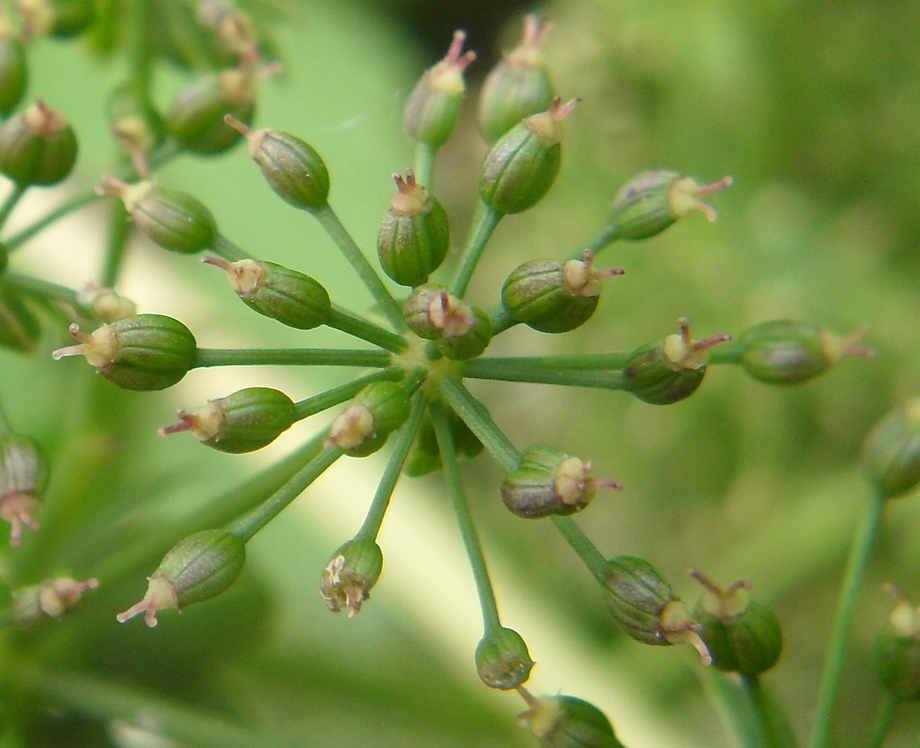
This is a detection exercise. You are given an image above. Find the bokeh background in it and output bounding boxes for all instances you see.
[2,0,920,746]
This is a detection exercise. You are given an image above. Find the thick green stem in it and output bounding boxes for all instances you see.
[326,305,408,353]
[4,191,101,252]
[488,305,520,336]
[311,204,405,332]
[293,367,405,420]
[865,692,899,748]
[470,352,635,372]
[228,446,341,542]
[436,376,520,473]
[3,272,100,323]
[708,340,745,365]
[193,347,392,369]
[357,392,426,540]
[808,493,886,748]
[11,666,302,748]
[451,202,502,298]
[550,516,607,582]
[430,401,503,634]
[414,141,436,191]
[100,199,131,288]
[211,234,252,262]
[581,222,620,256]
[0,183,28,229]
[742,674,792,748]
[462,359,629,390]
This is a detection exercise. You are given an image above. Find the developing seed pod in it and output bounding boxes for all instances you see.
[403,283,451,339]
[17,0,94,38]
[0,433,45,546]
[52,314,197,391]
[479,97,577,215]
[12,576,98,624]
[160,387,297,454]
[437,305,492,361]
[106,81,166,176]
[0,100,77,186]
[101,178,218,254]
[501,445,621,519]
[116,529,246,627]
[624,318,731,405]
[602,555,711,663]
[327,381,411,457]
[476,626,534,690]
[404,30,476,149]
[319,538,383,618]
[166,64,263,155]
[863,397,920,501]
[606,170,733,241]
[690,570,783,675]
[874,584,920,700]
[0,23,27,116]
[225,116,330,211]
[738,319,873,385]
[202,256,331,330]
[501,250,624,333]
[377,171,450,287]
[0,285,41,353]
[479,15,554,144]
[517,693,626,748]
[76,281,137,323]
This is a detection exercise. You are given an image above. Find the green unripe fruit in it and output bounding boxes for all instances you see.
[167,68,256,155]
[863,397,920,500]
[52,314,197,391]
[475,626,534,690]
[160,387,297,454]
[377,171,450,287]
[328,381,411,457]
[519,695,625,748]
[607,170,732,241]
[501,446,620,519]
[107,179,217,254]
[691,571,783,675]
[203,256,331,330]
[17,0,94,37]
[319,538,383,617]
[404,30,475,148]
[478,15,554,144]
[0,285,41,352]
[479,97,576,215]
[501,251,623,333]
[0,30,27,116]
[0,100,78,186]
[437,305,492,361]
[623,318,729,405]
[403,283,449,339]
[117,529,246,627]
[0,433,45,546]
[226,117,330,211]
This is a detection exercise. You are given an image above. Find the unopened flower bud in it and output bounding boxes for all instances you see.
[17,0,94,38]
[76,282,137,323]
[437,304,492,361]
[52,314,197,391]
[202,255,330,329]
[99,177,218,254]
[501,445,621,519]
[404,30,476,148]
[502,250,624,333]
[376,171,450,287]
[517,692,625,748]
[116,529,246,627]
[607,170,732,241]
[475,626,534,689]
[479,97,577,215]
[319,538,383,618]
[225,116,330,211]
[738,320,873,385]
[0,26,27,116]
[327,381,411,457]
[624,318,730,405]
[0,285,41,352]
[160,387,296,453]
[0,100,77,186]
[690,570,783,675]
[863,397,920,501]
[0,433,45,546]
[875,584,920,700]
[479,15,554,144]
[603,555,711,663]
[13,576,98,624]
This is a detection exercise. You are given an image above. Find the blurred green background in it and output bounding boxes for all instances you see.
[2,0,920,746]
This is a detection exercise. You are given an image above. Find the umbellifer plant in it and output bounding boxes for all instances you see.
[0,3,917,747]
